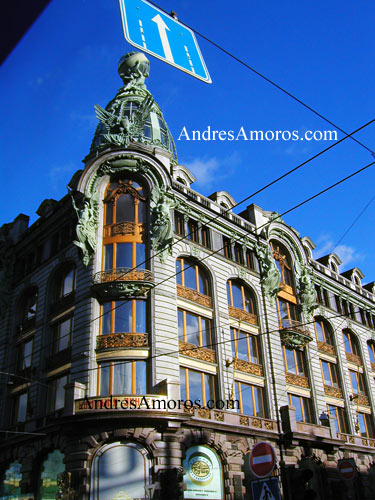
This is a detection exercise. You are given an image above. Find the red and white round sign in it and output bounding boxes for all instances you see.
[338,460,356,480]
[249,442,276,478]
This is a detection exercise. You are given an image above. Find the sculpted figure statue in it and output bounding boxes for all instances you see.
[71,191,99,266]
[151,186,176,263]
[295,261,317,319]
[255,242,281,303]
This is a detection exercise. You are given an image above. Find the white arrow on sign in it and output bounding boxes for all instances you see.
[152,14,174,63]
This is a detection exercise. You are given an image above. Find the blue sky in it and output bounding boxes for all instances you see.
[1,0,374,281]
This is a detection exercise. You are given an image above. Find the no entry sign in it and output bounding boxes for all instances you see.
[249,442,276,478]
[338,459,356,480]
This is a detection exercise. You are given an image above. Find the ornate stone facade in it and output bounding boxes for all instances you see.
[176,284,212,308]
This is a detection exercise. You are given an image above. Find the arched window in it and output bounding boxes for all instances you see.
[270,241,294,288]
[342,330,361,359]
[367,341,375,370]
[103,179,147,271]
[0,461,22,497]
[37,450,65,499]
[91,442,151,499]
[176,258,211,298]
[314,317,334,346]
[227,280,257,316]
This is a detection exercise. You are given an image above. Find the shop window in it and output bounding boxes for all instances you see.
[183,446,224,500]
[0,461,22,498]
[180,367,216,406]
[101,300,147,334]
[235,382,264,417]
[288,394,313,423]
[320,360,339,387]
[178,309,212,348]
[313,317,334,346]
[176,258,210,297]
[99,360,147,395]
[48,373,69,411]
[327,405,348,434]
[227,280,257,316]
[38,450,65,500]
[91,442,151,500]
[231,328,260,365]
[283,347,307,377]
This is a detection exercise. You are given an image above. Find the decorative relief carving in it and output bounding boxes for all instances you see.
[285,372,310,388]
[179,341,216,363]
[362,438,369,447]
[346,352,362,365]
[177,285,212,308]
[214,411,224,422]
[97,333,148,350]
[103,222,144,238]
[324,385,343,399]
[357,394,370,406]
[369,439,375,447]
[197,408,210,419]
[264,420,276,431]
[183,406,194,415]
[233,358,263,376]
[279,320,312,348]
[94,268,154,284]
[240,416,249,426]
[349,436,355,444]
[251,417,262,428]
[317,340,336,355]
[228,306,258,325]
[371,361,375,372]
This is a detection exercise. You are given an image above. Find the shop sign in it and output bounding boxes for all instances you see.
[183,445,224,499]
[75,395,168,412]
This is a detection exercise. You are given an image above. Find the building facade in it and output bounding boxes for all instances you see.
[0,52,375,499]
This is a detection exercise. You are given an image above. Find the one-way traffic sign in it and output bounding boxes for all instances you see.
[118,0,211,83]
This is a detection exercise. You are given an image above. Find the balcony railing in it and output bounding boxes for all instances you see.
[92,268,154,299]
[177,285,212,308]
[179,341,216,363]
[97,333,148,350]
[228,306,258,325]
[279,319,312,348]
[233,358,263,376]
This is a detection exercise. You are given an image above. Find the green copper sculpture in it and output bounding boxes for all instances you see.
[151,185,177,263]
[295,260,318,319]
[255,242,281,303]
[71,191,99,266]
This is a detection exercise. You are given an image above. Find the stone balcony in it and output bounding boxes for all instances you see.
[92,267,154,300]
[279,319,312,348]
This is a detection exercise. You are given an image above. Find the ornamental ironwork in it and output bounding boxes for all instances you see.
[285,372,310,388]
[228,306,258,325]
[179,341,216,363]
[324,385,343,399]
[317,340,336,356]
[279,319,312,348]
[177,284,212,308]
[96,333,148,350]
[233,358,263,376]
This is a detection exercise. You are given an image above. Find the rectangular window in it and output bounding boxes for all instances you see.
[174,211,185,236]
[49,374,69,411]
[187,220,199,242]
[101,300,147,334]
[201,227,210,249]
[15,393,28,423]
[327,405,347,434]
[178,309,212,347]
[53,317,72,353]
[246,249,258,271]
[349,370,366,395]
[234,244,244,265]
[180,367,216,406]
[17,338,33,370]
[231,328,260,364]
[235,382,264,417]
[284,347,306,376]
[99,360,147,395]
[358,412,375,438]
[289,393,313,423]
[320,360,339,387]
[223,237,232,259]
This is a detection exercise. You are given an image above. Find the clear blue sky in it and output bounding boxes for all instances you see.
[1,0,374,281]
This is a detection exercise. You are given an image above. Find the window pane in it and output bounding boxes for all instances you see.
[104,244,113,271]
[178,310,184,340]
[328,405,339,433]
[204,373,215,405]
[291,395,303,422]
[62,269,74,296]
[105,202,113,225]
[278,300,289,326]
[201,318,212,347]
[321,361,331,385]
[23,340,33,368]
[100,363,110,396]
[17,393,28,422]
[113,362,132,394]
[135,361,147,394]
[249,336,259,364]
[198,269,208,296]
[116,193,134,223]
[302,398,312,423]
[116,243,132,268]
[285,348,296,374]
[368,344,375,364]
[184,264,196,290]
[350,371,358,393]
[254,386,264,417]
[136,300,146,332]
[343,332,351,353]
[101,302,112,334]
[185,312,199,345]
[315,320,325,342]
[188,370,203,403]
[180,369,187,400]
[176,259,182,285]
[137,200,146,223]
[237,333,249,361]
[241,384,255,416]
[136,243,145,266]
[114,301,132,332]
[58,318,71,351]
[358,413,367,437]
[55,375,68,410]
[231,284,243,309]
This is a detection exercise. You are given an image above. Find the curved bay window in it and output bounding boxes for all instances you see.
[103,179,147,274]
[99,360,147,395]
[227,280,257,325]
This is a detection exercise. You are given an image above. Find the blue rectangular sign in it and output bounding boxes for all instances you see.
[118,0,212,83]
[251,477,281,500]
